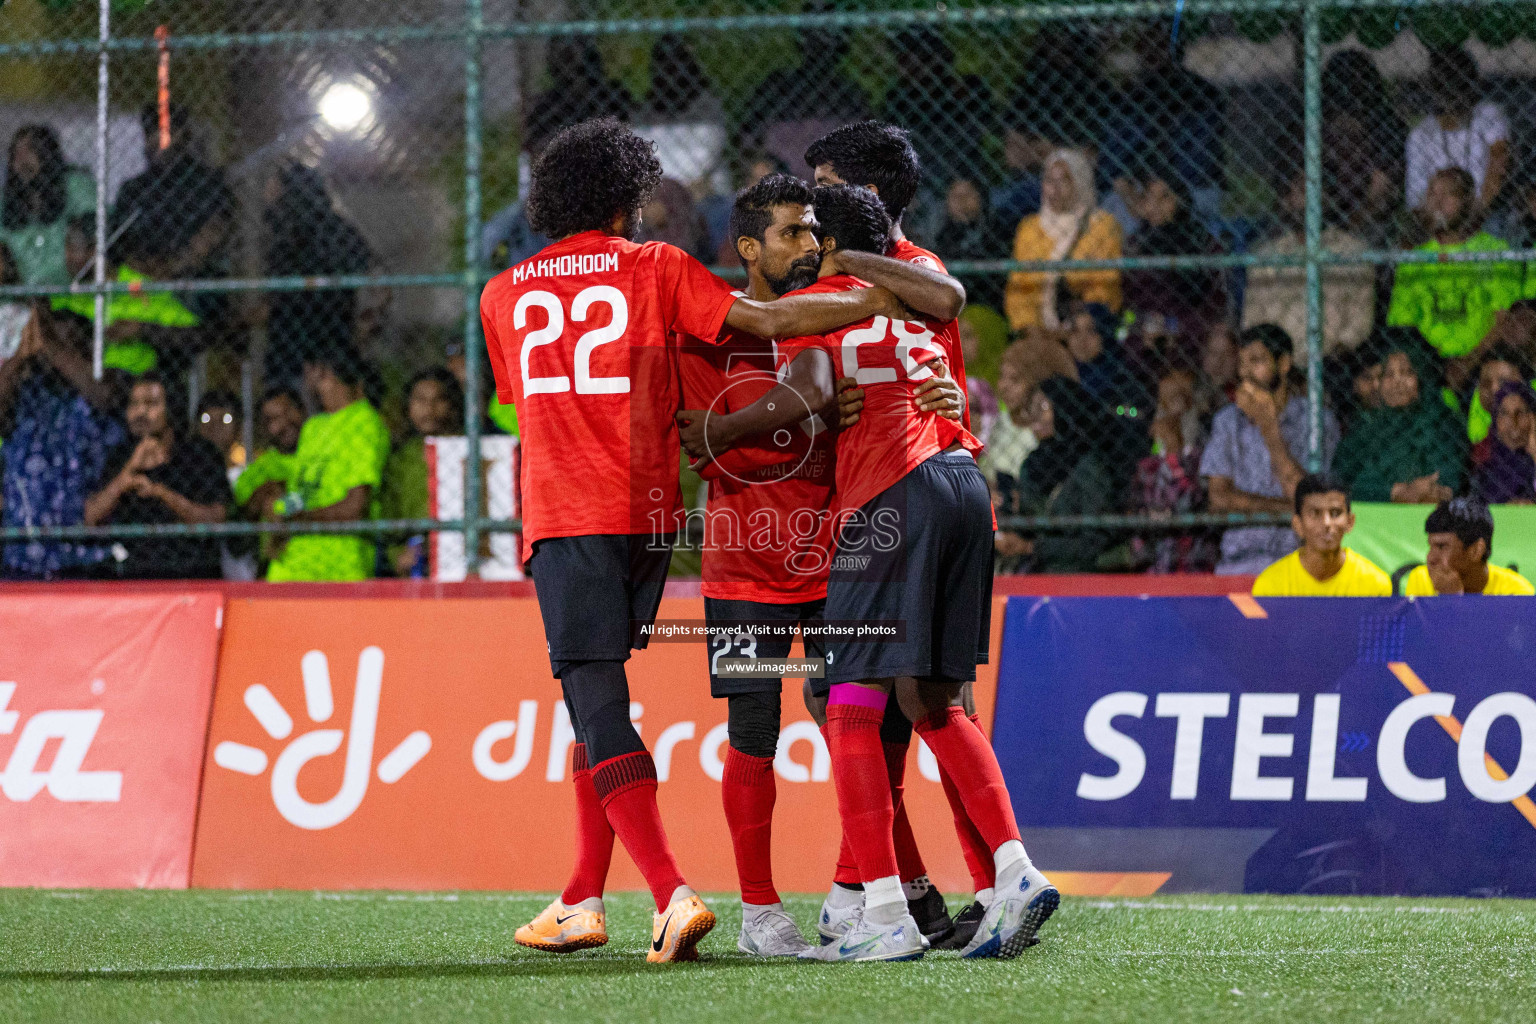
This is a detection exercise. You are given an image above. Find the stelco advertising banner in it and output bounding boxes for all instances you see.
[0,592,223,888]
[192,596,1002,892]
[994,596,1536,897]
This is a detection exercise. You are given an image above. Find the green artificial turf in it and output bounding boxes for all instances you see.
[2,890,1534,1023]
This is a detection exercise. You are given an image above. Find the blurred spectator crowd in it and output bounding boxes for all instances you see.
[6,22,1536,580]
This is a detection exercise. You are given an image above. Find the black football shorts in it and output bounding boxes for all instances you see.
[704,596,826,697]
[528,532,675,677]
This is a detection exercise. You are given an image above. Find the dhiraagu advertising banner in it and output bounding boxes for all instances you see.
[993,595,1536,897]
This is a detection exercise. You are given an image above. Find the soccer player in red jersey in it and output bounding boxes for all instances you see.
[804,121,1001,950]
[680,185,1057,962]
[481,119,916,963]
[677,174,964,957]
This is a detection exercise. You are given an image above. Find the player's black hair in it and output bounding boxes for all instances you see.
[197,389,238,416]
[260,384,304,410]
[804,121,920,224]
[1426,498,1495,561]
[525,118,663,241]
[729,172,815,248]
[1293,472,1351,515]
[1238,323,1294,363]
[810,184,892,257]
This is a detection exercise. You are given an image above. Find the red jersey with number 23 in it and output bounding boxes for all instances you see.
[480,230,736,559]
[783,274,982,518]
[679,326,836,603]
[888,238,970,431]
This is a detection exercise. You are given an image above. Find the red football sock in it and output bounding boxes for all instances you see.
[884,740,928,884]
[722,746,780,905]
[591,751,687,911]
[822,724,862,886]
[913,706,1020,851]
[560,744,614,904]
[825,702,898,882]
[938,758,995,893]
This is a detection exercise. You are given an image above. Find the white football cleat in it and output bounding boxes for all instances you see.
[960,866,1058,959]
[799,909,926,962]
[738,905,813,957]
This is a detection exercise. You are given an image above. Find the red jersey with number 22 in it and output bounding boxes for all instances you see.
[888,238,970,431]
[480,231,736,559]
[784,274,982,517]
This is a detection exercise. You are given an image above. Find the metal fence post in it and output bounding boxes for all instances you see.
[1302,0,1324,471]
[91,0,110,380]
[462,0,485,575]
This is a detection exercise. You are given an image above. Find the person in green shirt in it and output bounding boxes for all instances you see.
[1334,329,1466,505]
[50,215,199,375]
[1388,167,1522,361]
[1,126,96,286]
[380,367,463,577]
[265,351,390,582]
[234,386,306,516]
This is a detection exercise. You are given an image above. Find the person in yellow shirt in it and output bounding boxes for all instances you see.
[1252,473,1392,596]
[1403,497,1536,596]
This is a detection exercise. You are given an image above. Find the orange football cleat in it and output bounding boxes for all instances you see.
[646,893,715,963]
[515,898,608,954]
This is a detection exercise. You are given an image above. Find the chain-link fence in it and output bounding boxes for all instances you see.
[0,0,1532,580]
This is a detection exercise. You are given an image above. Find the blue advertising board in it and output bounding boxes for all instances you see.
[993,596,1536,897]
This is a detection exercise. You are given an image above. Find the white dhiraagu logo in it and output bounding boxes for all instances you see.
[0,682,122,802]
[212,647,431,830]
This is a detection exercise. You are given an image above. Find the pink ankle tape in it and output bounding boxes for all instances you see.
[828,683,889,710]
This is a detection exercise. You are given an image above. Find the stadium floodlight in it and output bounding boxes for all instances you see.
[318,79,373,133]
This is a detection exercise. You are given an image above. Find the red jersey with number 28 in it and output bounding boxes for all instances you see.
[480,231,737,559]
[784,274,982,517]
[888,238,970,431]
[679,326,837,603]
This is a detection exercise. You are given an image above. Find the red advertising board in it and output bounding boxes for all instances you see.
[192,596,1001,892]
[0,593,223,888]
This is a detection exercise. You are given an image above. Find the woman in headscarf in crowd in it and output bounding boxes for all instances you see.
[1004,148,1123,332]
[1333,328,1466,504]
[1011,375,1123,572]
[263,161,372,388]
[1473,381,1536,504]
[1121,162,1226,346]
[0,125,96,286]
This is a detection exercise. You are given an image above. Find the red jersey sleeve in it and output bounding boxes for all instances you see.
[479,294,514,404]
[653,243,738,345]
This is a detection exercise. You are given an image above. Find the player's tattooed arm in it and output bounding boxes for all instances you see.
[835,359,964,429]
[724,287,911,340]
[824,249,966,322]
[677,348,834,464]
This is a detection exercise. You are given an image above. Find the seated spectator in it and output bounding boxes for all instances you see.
[882,27,995,198]
[195,390,242,473]
[263,351,391,582]
[1473,382,1536,504]
[51,214,199,375]
[1122,165,1226,344]
[381,367,464,577]
[1242,172,1375,360]
[1199,321,1239,417]
[0,242,29,367]
[990,125,1046,230]
[935,178,1010,311]
[85,372,229,579]
[978,342,1040,497]
[1333,333,1465,504]
[635,178,709,262]
[1388,167,1522,360]
[264,162,371,390]
[1251,472,1391,596]
[1200,324,1340,575]
[524,37,632,159]
[1465,345,1530,454]
[1405,47,1509,216]
[0,308,122,579]
[109,103,235,323]
[738,26,869,176]
[1131,365,1216,573]
[1012,375,1121,573]
[958,318,999,446]
[234,387,305,519]
[1,125,95,286]
[1403,497,1535,595]
[1322,50,1405,244]
[1004,149,1122,331]
[1063,301,1150,415]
